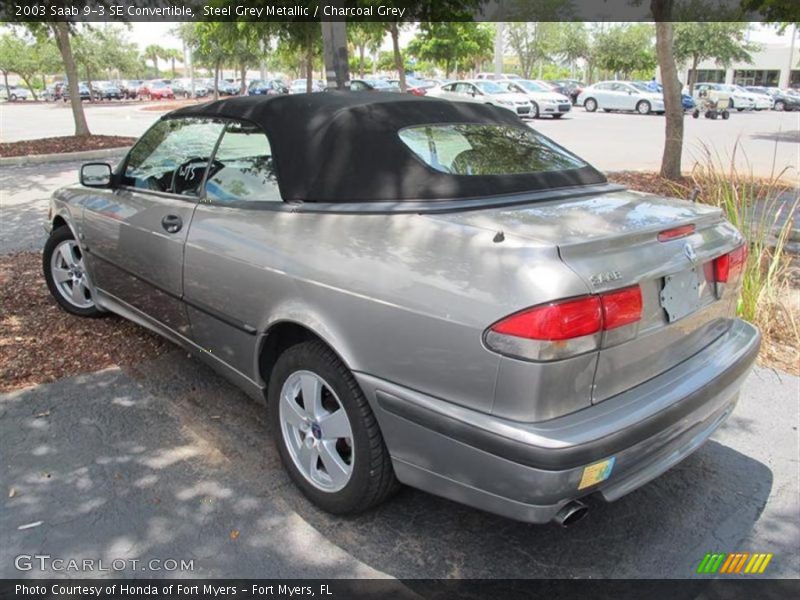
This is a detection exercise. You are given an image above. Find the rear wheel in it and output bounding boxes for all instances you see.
[9,93,17,102]
[636,100,651,115]
[43,226,101,317]
[268,340,398,514]
[774,100,785,111]
[584,98,597,112]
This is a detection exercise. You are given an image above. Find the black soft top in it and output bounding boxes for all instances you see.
[169,92,606,203]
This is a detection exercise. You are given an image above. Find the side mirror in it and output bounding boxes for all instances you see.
[80,163,113,188]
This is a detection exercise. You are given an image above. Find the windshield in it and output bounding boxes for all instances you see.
[516,80,552,93]
[474,81,508,94]
[398,124,587,176]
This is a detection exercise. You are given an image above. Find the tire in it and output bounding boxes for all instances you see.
[552,113,563,119]
[530,101,539,118]
[774,101,785,111]
[636,100,651,115]
[9,94,17,102]
[584,98,597,112]
[268,340,399,514]
[692,109,700,119]
[737,108,745,112]
[43,226,102,318]
[722,110,730,120]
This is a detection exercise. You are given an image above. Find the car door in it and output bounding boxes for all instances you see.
[81,117,226,336]
[183,120,286,383]
[616,83,638,110]
[591,83,613,108]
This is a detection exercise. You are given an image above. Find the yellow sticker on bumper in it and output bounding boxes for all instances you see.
[578,457,616,490]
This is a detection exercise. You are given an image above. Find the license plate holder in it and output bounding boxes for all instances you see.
[660,267,701,323]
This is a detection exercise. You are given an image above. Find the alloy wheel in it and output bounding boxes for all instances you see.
[50,239,95,309]
[279,370,354,492]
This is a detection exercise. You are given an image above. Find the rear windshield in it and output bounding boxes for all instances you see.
[398,124,587,176]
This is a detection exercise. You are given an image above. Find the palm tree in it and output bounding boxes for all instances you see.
[144,44,164,77]
[163,48,182,78]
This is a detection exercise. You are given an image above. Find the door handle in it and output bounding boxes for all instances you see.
[161,214,183,234]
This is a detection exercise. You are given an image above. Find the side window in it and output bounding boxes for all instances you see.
[123,118,225,195]
[595,83,610,91]
[442,83,455,92]
[351,81,365,91]
[204,121,281,204]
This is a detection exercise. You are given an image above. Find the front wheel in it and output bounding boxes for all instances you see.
[530,102,539,118]
[584,98,597,112]
[9,94,17,102]
[774,101,785,111]
[636,100,651,115]
[43,226,102,317]
[268,341,398,514]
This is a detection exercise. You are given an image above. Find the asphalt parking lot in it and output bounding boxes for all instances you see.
[0,106,798,582]
[1,100,798,182]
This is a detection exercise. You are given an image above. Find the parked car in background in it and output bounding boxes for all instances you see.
[349,79,400,92]
[170,78,209,98]
[93,81,123,101]
[119,80,142,99]
[43,82,64,101]
[288,79,324,94]
[475,72,522,81]
[0,85,29,101]
[387,77,435,96]
[250,79,290,96]
[547,79,585,105]
[428,80,533,117]
[498,79,571,118]
[218,80,241,96]
[692,83,755,111]
[632,81,696,111]
[578,81,665,114]
[44,92,760,526]
[63,82,92,102]
[738,86,773,110]
[761,88,800,111]
[137,80,175,101]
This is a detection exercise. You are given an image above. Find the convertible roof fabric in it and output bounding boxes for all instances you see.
[169,92,606,203]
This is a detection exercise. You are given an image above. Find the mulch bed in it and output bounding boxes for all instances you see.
[0,135,136,158]
[0,252,172,392]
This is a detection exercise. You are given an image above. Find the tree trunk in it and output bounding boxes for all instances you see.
[306,37,313,93]
[2,71,10,96]
[19,75,38,101]
[213,58,220,100]
[172,58,177,78]
[85,66,95,102]
[358,45,365,78]
[52,22,90,136]
[390,23,406,92]
[153,56,159,78]
[240,63,247,95]
[689,55,699,93]
[653,14,683,180]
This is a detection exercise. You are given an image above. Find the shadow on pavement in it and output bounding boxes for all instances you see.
[0,351,776,579]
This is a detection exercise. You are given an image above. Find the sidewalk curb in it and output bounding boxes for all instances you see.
[0,146,130,167]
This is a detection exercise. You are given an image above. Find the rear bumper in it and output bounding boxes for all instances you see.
[356,319,760,523]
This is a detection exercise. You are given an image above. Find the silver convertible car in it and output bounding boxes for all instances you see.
[44,93,759,526]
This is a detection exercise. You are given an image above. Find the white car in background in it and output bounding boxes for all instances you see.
[0,85,29,101]
[427,80,533,117]
[577,81,665,114]
[734,85,771,110]
[498,79,572,118]
[692,83,756,111]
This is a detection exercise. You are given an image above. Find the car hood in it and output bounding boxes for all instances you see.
[497,92,531,103]
[421,189,721,248]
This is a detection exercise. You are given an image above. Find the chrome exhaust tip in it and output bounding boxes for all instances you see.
[553,500,589,527]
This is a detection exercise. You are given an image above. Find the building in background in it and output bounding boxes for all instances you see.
[686,27,800,88]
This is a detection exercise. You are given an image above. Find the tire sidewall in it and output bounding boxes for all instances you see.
[637,100,650,114]
[268,342,377,513]
[43,226,101,318]
[585,98,597,112]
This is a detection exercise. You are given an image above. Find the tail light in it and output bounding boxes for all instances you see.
[658,224,695,242]
[485,285,642,361]
[714,244,747,283]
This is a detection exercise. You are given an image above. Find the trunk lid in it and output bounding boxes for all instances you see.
[426,189,744,403]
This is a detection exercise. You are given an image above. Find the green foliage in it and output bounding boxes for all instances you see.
[593,24,657,78]
[407,22,493,77]
[0,29,60,99]
[348,22,383,77]
[505,22,562,79]
[673,22,759,88]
